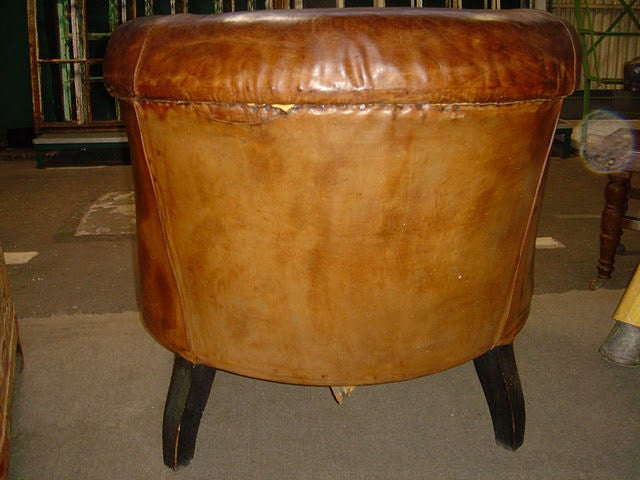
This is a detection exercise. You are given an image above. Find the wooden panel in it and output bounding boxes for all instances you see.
[0,243,20,479]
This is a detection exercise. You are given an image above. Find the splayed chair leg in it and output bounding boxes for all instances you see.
[473,344,525,451]
[163,354,216,470]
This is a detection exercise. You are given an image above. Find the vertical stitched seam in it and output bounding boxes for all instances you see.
[491,103,556,346]
[554,14,581,94]
[131,23,154,98]
[132,101,195,357]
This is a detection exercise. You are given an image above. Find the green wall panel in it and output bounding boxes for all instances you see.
[0,0,33,130]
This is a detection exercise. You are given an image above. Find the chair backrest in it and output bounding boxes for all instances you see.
[104,8,580,386]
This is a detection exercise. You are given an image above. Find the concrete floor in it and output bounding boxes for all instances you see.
[1,146,639,479]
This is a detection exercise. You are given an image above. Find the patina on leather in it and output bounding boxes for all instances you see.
[104,8,580,386]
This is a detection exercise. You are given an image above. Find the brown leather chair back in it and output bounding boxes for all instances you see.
[104,8,580,386]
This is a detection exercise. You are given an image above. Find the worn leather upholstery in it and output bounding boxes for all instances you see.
[104,8,580,386]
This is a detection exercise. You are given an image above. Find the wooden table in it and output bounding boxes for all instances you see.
[597,129,640,280]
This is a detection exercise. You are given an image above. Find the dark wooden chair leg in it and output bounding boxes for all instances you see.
[597,172,631,279]
[163,354,216,470]
[473,344,525,451]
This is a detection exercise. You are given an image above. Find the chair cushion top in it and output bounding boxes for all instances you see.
[104,8,580,106]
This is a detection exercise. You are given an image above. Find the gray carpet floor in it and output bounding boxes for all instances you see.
[2,150,639,479]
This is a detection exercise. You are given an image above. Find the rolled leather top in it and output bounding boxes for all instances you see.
[104,8,580,105]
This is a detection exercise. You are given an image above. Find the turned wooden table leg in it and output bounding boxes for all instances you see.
[163,354,216,470]
[473,344,525,451]
[597,172,631,279]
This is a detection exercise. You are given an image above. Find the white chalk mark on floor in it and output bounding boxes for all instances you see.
[535,237,566,249]
[4,252,39,265]
[75,191,135,236]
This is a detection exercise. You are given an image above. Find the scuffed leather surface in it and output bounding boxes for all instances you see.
[105,8,580,385]
[119,102,192,357]
[104,8,580,105]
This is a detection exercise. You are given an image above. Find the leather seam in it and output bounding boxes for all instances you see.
[551,13,582,92]
[131,22,159,99]
[119,98,566,108]
[492,119,555,347]
[131,101,195,358]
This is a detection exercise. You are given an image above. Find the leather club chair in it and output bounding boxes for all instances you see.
[104,8,580,470]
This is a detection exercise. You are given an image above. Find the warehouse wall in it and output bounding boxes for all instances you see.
[0,0,33,139]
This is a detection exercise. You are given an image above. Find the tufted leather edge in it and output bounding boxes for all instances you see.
[103,8,581,105]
